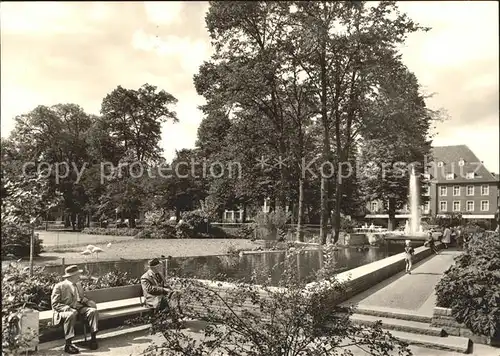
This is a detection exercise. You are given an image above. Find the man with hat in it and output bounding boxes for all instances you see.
[140,258,175,312]
[51,265,99,354]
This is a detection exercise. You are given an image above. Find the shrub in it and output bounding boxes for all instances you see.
[236,224,256,239]
[255,208,291,241]
[207,225,231,238]
[135,227,176,239]
[81,227,141,236]
[1,224,43,258]
[1,263,141,354]
[144,209,167,226]
[181,210,211,233]
[339,217,356,233]
[435,232,500,338]
[136,247,411,356]
[84,271,140,290]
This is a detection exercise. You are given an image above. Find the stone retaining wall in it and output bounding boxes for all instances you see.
[325,244,433,303]
[186,245,434,314]
[431,307,499,346]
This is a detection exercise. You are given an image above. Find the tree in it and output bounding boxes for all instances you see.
[8,104,94,230]
[2,171,62,275]
[148,149,206,221]
[99,84,179,226]
[285,1,428,243]
[360,64,433,230]
[100,83,178,162]
[195,2,296,210]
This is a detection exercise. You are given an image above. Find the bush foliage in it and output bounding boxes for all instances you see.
[134,245,411,356]
[435,231,500,338]
[81,227,142,236]
[1,263,141,353]
[1,224,43,258]
[255,208,291,241]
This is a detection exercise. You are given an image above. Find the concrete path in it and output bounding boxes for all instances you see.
[344,250,459,316]
[37,323,500,356]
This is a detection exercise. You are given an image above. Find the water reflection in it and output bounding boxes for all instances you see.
[167,245,404,286]
[44,244,406,286]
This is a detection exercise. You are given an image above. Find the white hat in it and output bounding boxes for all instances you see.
[63,265,83,278]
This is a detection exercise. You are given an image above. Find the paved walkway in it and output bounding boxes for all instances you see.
[344,250,459,316]
[38,249,500,356]
[38,324,500,356]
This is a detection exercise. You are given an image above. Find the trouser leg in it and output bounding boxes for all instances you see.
[79,307,99,334]
[158,296,170,312]
[60,310,78,340]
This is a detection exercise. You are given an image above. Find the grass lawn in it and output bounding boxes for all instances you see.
[9,238,261,266]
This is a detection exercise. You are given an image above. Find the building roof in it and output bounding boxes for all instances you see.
[427,145,498,184]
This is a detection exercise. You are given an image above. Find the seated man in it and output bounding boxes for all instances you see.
[51,265,99,354]
[140,258,173,312]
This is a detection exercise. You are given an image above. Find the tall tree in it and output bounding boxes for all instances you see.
[99,84,179,226]
[360,63,434,230]
[8,104,94,229]
[100,83,178,162]
[195,2,295,210]
[286,1,428,243]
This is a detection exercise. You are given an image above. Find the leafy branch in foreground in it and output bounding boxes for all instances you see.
[134,246,411,356]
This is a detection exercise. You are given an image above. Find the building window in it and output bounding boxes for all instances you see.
[423,201,430,213]
[453,201,460,212]
[453,186,460,196]
[466,185,474,196]
[446,173,454,180]
[458,159,465,166]
[466,201,474,212]
[439,201,447,212]
[437,161,444,167]
[466,172,475,179]
[371,202,378,212]
[439,186,447,196]
[481,200,489,212]
[423,186,430,196]
[481,185,489,195]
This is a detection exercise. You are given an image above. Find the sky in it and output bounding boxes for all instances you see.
[1,1,499,172]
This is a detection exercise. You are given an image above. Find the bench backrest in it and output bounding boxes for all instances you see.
[85,284,143,303]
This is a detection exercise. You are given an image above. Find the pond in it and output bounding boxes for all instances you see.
[44,243,407,286]
[168,244,405,285]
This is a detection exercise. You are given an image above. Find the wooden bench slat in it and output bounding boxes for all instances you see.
[86,285,143,303]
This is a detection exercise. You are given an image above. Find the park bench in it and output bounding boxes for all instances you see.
[39,284,151,341]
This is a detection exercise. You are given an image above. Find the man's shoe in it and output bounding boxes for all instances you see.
[64,344,80,354]
[89,339,99,350]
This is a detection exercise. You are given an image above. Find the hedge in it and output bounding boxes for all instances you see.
[435,231,500,339]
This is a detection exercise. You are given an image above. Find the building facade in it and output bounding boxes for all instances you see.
[427,145,498,221]
[365,145,500,225]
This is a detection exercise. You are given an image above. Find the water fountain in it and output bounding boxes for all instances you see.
[408,165,420,235]
[382,166,427,241]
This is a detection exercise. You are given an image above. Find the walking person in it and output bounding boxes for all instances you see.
[51,265,99,354]
[456,226,463,249]
[442,226,451,249]
[425,231,439,254]
[404,240,415,274]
